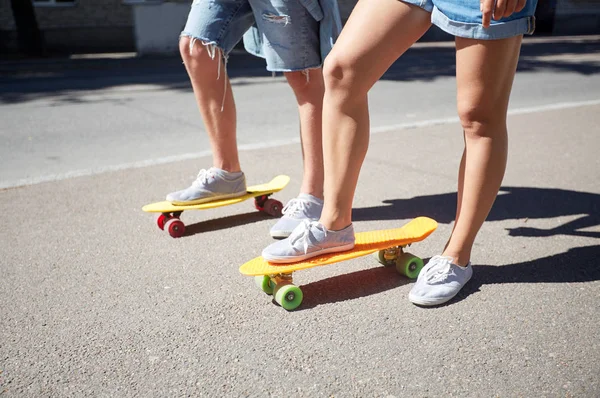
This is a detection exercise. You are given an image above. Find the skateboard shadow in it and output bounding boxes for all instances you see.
[183,211,273,237]
[353,187,600,239]
[296,245,600,310]
[296,262,428,311]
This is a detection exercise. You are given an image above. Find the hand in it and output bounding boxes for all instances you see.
[481,0,527,28]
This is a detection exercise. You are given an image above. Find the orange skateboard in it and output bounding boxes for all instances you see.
[240,216,437,310]
[143,175,290,238]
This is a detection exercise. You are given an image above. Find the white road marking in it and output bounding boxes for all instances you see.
[2,99,599,190]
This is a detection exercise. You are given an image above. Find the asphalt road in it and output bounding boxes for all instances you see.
[0,36,599,397]
[1,36,599,188]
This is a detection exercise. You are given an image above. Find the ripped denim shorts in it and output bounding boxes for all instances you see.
[181,0,323,72]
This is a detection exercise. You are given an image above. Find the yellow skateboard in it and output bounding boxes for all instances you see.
[240,216,437,310]
[143,175,290,238]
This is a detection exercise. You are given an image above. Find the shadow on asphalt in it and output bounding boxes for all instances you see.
[181,211,273,237]
[173,186,599,309]
[353,187,600,239]
[296,244,600,310]
[2,37,598,104]
[294,186,599,309]
[453,244,600,305]
[382,37,600,81]
[296,261,426,311]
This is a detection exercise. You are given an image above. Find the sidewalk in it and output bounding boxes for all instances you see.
[2,35,598,79]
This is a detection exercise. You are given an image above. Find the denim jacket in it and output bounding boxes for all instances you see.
[242,0,343,62]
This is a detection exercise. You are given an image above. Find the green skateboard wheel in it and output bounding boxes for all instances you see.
[395,253,424,279]
[254,275,275,295]
[274,284,303,311]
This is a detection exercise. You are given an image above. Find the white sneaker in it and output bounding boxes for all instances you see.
[166,167,246,205]
[408,255,473,306]
[270,193,324,238]
[262,220,355,263]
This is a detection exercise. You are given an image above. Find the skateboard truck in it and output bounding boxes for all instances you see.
[375,245,422,277]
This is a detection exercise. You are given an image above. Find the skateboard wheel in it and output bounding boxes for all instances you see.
[263,199,283,217]
[156,213,169,230]
[165,218,185,238]
[254,275,275,295]
[395,253,424,279]
[273,283,303,311]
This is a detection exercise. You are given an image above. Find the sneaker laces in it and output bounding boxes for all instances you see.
[191,169,215,189]
[282,198,309,218]
[289,220,327,254]
[424,256,456,283]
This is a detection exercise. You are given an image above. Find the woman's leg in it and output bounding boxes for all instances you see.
[262,0,432,262]
[444,35,523,266]
[179,37,239,172]
[409,35,524,306]
[267,70,327,239]
[284,69,326,199]
[320,0,432,230]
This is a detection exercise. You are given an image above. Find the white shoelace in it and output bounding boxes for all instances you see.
[289,220,327,254]
[424,256,456,283]
[191,169,215,189]
[282,198,309,218]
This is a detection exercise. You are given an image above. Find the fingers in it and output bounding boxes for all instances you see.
[483,0,528,26]
[493,0,528,20]
[494,0,507,21]
[515,0,527,13]
[502,0,517,19]
[481,0,494,28]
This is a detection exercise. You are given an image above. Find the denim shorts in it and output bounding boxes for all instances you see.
[402,0,538,39]
[181,0,322,72]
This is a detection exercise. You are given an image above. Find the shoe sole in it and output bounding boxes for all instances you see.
[408,292,456,307]
[263,243,355,264]
[168,191,247,206]
[269,230,292,239]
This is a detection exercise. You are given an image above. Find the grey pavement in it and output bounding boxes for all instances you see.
[0,37,599,397]
[1,36,599,187]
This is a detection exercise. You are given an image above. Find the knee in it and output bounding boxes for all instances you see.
[179,36,219,71]
[285,69,325,101]
[457,98,504,138]
[179,36,193,61]
[322,52,360,94]
[286,70,312,91]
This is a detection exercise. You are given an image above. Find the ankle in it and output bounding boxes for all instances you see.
[319,217,351,231]
[299,179,324,200]
[440,250,471,267]
[299,190,324,202]
[213,165,241,174]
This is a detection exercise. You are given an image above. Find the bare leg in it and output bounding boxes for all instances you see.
[443,35,523,266]
[319,0,432,230]
[180,37,241,172]
[284,69,325,199]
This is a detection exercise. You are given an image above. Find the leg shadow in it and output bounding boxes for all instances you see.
[293,245,599,309]
[449,244,600,305]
